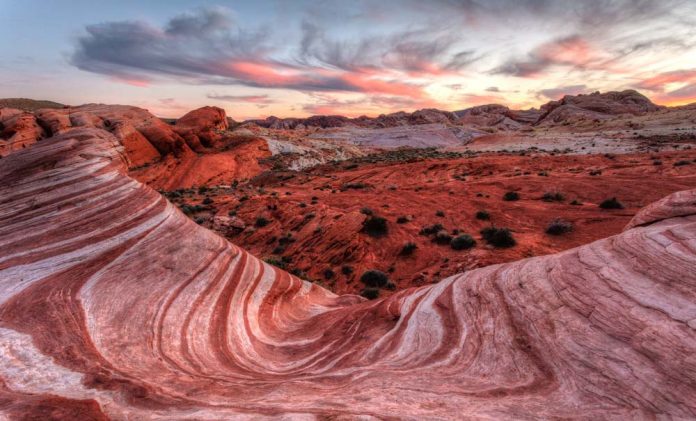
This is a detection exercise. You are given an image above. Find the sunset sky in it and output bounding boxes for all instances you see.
[2,0,696,119]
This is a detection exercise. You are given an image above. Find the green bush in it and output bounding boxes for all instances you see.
[450,234,476,250]
[480,227,516,248]
[400,242,417,256]
[542,192,564,202]
[360,270,389,288]
[419,223,444,235]
[362,216,388,237]
[255,217,270,227]
[546,219,573,235]
[361,288,380,300]
[503,191,520,201]
[599,197,624,209]
[475,211,490,220]
[433,230,453,244]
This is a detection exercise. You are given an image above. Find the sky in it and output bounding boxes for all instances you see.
[1,0,696,119]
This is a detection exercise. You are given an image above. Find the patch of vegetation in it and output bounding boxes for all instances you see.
[264,257,288,270]
[323,268,335,279]
[546,219,573,235]
[435,210,445,217]
[570,199,582,206]
[419,223,444,235]
[674,160,692,166]
[362,216,388,237]
[396,216,409,224]
[342,182,369,190]
[361,288,380,300]
[433,230,453,245]
[542,192,565,202]
[480,227,516,248]
[360,270,389,288]
[400,242,418,256]
[255,217,270,227]
[450,234,476,250]
[360,207,374,215]
[202,197,213,205]
[503,191,520,201]
[341,265,354,275]
[475,210,490,220]
[180,204,205,215]
[599,197,624,209]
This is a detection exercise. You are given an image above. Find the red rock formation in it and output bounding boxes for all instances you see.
[537,89,662,125]
[174,106,229,149]
[0,108,46,155]
[1,128,695,419]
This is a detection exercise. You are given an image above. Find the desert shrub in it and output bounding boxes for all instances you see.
[396,216,409,224]
[264,257,287,270]
[599,197,624,209]
[360,270,389,288]
[361,288,380,300]
[475,210,490,220]
[198,186,208,194]
[542,192,565,202]
[480,227,516,248]
[239,195,249,202]
[342,182,368,190]
[570,199,582,206]
[360,207,374,215]
[362,216,388,237]
[503,191,520,201]
[194,217,206,225]
[255,216,270,227]
[341,265,354,275]
[546,219,573,235]
[450,234,476,250]
[589,170,602,176]
[202,197,213,205]
[653,160,662,166]
[323,268,335,279]
[674,160,691,166]
[400,242,418,256]
[435,210,445,217]
[419,223,444,235]
[433,230,453,245]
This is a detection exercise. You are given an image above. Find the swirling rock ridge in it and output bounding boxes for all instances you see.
[0,128,695,419]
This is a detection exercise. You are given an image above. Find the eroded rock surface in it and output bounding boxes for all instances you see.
[1,128,696,419]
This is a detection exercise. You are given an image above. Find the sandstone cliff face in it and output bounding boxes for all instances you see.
[537,89,662,126]
[1,128,695,419]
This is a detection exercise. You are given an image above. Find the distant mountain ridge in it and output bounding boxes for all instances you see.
[0,98,65,112]
[242,89,668,130]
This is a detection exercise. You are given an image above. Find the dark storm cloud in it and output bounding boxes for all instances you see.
[71,7,431,98]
